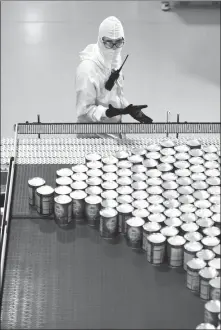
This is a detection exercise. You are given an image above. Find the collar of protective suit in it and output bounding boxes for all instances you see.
[79,16,124,71]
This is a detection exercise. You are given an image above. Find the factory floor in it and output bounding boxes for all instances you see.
[0,164,205,329]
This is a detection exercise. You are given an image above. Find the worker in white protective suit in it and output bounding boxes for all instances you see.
[75,16,153,139]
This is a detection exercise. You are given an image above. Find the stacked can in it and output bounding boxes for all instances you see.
[54,194,73,227]
[199,267,218,300]
[142,222,161,251]
[186,257,206,293]
[85,195,102,227]
[28,177,45,206]
[125,217,145,249]
[35,185,55,216]
[167,235,186,268]
[70,190,87,224]
[204,300,220,327]
[100,208,119,239]
[146,232,166,265]
[183,241,203,271]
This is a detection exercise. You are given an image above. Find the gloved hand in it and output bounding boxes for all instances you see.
[128,105,153,124]
[106,104,134,118]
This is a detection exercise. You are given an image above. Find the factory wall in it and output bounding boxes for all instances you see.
[1,1,220,137]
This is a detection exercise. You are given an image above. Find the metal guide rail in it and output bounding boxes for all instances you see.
[16,122,220,134]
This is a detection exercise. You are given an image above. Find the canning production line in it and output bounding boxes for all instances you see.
[0,121,220,329]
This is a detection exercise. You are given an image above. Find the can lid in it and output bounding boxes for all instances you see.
[87,169,103,177]
[185,241,203,252]
[205,300,220,313]
[86,186,102,195]
[160,147,176,156]
[208,258,221,270]
[70,190,87,200]
[146,169,161,178]
[203,227,221,237]
[28,177,45,187]
[209,277,221,289]
[164,208,181,218]
[177,177,193,186]
[206,177,220,186]
[199,266,218,279]
[175,153,191,161]
[196,208,213,218]
[202,236,220,247]
[126,217,145,227]
[101,190,118,199]
[71,181,87,190]
[72,164,88,173]
[85,195,102,204]
[143,159,159,168]
[184,232,202,242]
[178,195,195,204]
[117,186,133,195]
[162,190,179,199]
[193,190,210,200]
[208,186,220,195]
[117,177,133,186]
[115,151,131,159]
[87,161,103,169]
[102,165,118,173]
[131,147,147,156]
[204,153,219,161]
[117,203,134,214]
[189,149,203,157]
[128,155,144,163]
[56,168,73,177]
[196,218,214,228]
[163,199,180,209]
[191,173,206,181]
[204,161,219,169]
[36,185,54,195]
[205,169,220,177]
[162,181,178,190]
[189,157,204,165]
[133,208,149,218]
[54,194,72,204]
[192,181,208,190]
[132,200,149,210]
[149,204,165,214]
[213,244,221,255]
[146,177,163,186]
[146,144,161,152]
[101,181,118,190]
[187,257,206,270]
[72,173,88,181]
[178,185,194,195]
[203,145,218,153]
[164,218,182,227]
[132,181,147,190]
[117,194,133,204]
[181,213,197,223]
[148,186,164,195]
[196,249,215,261]
[160,139,175,148]
[131,173,147,182]
[168,235,186,246]
[179,204,196,214]
[117,160,132,168]
[100,207,118,218]
[181,222,199,233]
[176,169,192,178]
[117,168,133,177]
[85,153,101,161]
[174,144,190,153]
[161,226,179,237]
[101,199,118,208]
[195,200,212,209]
[148,195,164,204]
[102,156,118,165]
[212,214,221,223]
[160,155,176,164]
[132,190,148,200]
[143,222,161,232]
[131,165,146,173]
[161,173,178,181]
[148,232,166,244]
[187,139,201,147]
[190,165,205,173]
[196,323,216,329]
[55,186,72,195]
[157,163,173,172]
[102,173,118,181]
[86,177,102,186]
[148,213,166,223]
[174,160,190,169]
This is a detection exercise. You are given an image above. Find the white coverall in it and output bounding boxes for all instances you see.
[75,16,129,139]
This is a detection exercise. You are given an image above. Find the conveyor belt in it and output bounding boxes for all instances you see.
[0,164,205,329]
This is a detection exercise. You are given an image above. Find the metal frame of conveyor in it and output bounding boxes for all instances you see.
[0,125,18,296]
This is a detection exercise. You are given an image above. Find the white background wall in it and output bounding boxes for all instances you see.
[1,1,220,137]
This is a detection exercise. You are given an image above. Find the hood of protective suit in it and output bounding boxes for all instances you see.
[79,16,124,71]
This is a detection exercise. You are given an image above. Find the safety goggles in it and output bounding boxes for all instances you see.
[102,37,125,49]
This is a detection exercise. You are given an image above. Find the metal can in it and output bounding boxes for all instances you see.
[148,213,166,225]
[132,200,149,210]
[203,227,221,238]
[197,218,214,234]
[54,195,73,227]
[196,249,215,265]
[86,177,102,187]
[199,267,218,300]
[146,233,166,265]
[131,147,147,156]
[100,208,118,239]
[202,236,220,251]
[163,198,180,209]
[117,194,133,204]
[132,181,147,191]
[70,190,87,224]
[87,168,103,178]
[87,160,103,169]
[145,152,161,162]
[85,153,101,163]
[86,186,103,196]
[102,172,118,181]
[212,214,221,229]
[131,164,146,173]
[117,185,133,195]
[157,162,173,172]
[132,190,148,201]
[143,158,158,169]
[56,167,73,178]
[131,173,147,182]
[102,165,118,173]
[102,156,118,166]
[183,241,203,271]
[117,160,132,169]
[101,190,118,200]
[164,217,182,229]
[117,168,133,178]
[116,204,134,234]
[71,172,88,181]
[181,222,199,236]
[117,176,133,186]
[85,195,102,227]
[28,177,45,206]
[72,164,88,173]
[54,185,72,197]
[132,209,149,222]
[101,181,118,191]
[115,151,131,161]
[147,194,164,205]
[56,176,73,187]
[167,235,186,268]
[142,222,161,251]
[209,277,221,300]
[184,232,203,243]
[213,245,221,258]
[186,258,206,292]
[71,181,88,191]
[125,217,145,249]
[204,300,220,326]
[208,258,221,276]
[196,323,216,329]
[187,139,201,150]
[128,155,144,165]
[101,199,118,209]
[35,185,54,216]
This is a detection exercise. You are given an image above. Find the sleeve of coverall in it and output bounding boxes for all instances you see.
[76,65,108,122]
